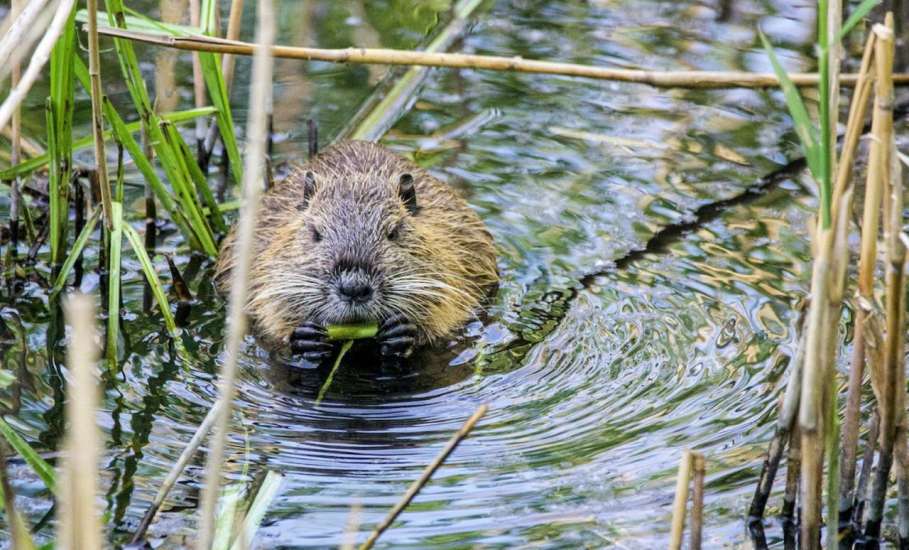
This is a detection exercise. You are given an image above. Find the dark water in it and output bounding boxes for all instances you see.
[0,0,839,547]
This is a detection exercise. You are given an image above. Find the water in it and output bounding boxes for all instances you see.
[0,0,838,547]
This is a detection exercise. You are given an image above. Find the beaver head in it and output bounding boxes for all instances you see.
[216,140,499,348]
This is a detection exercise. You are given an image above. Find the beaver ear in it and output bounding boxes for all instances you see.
[301,171,316,208]
[398,173,418,215]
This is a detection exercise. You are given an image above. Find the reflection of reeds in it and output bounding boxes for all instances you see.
[195,0,275,547]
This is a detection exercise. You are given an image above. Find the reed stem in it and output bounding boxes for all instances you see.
[837,32,879,530]
[90,25,909,90]
[0,0,76,133]
[195,0,274,547]
[7,0,23,268]
[669,450,692,550]
[87,0,113,229]
[863,17,896,544]
[57,294,102,550]
[690,452,705,550]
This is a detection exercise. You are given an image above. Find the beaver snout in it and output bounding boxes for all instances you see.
[336,269,374,304]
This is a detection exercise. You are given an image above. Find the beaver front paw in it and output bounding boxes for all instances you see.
[290,322,333,363]
[378,314,417,361]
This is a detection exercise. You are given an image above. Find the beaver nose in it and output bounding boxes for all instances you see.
[339,280,373,302]
[337,270,374,303]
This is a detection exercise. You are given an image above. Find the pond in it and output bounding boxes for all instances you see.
[1,0,836,547]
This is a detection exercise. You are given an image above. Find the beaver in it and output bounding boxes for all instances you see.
[214,140,498,364]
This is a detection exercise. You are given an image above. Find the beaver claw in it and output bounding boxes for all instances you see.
[290,322,333,363]
[378,315,417,361]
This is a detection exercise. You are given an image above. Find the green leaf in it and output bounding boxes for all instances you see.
[837,0,882,42]
[122,223,178,335]
[199,52,244,186]
[107,201,124,368]
[0,418,55,493]
[50,207,102,296]
[759,30,821,179]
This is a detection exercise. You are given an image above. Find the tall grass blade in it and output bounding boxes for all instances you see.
[758,30,821,180]
[122,223,177,334]
[837,0,882,42]
[199,52,244,186]
[160,122,219,254]
[0,419,55,493]
[50,206,102,296]
[0,107,217,181]
[47,2,77,267]
[229,470,284,550]
[107,201,123,368]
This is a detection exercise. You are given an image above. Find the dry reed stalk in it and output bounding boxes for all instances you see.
[799,222,835,550]
[853,412,879,527]
[690,452,705,550]
[131,401,221,543]
[195,0,274,547]
[87,0,112,229]
[749,323,806,518]
[340,501,362,550]
[91,26,909,89]
[188,0,207,151]
[863,18,896,544]
[669,450,692,550]
[221,0,244,89]
[359,404,488,550]
[200,0,243,155]
[0,0,75,133]
[57,294,102,550]
[8,0,23,264]
[0,127,43,158]
[837,31,880,525]
[783,424,802,521]
[0,442,28,550]
[0,0,51,71]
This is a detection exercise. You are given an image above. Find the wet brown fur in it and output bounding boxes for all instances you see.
[215,140,498,348]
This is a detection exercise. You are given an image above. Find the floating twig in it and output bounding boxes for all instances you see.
[131,402,221,544]
[359,404,488,550]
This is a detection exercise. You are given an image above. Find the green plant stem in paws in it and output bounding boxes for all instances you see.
[326,323,379,341]
[315,340,354,406]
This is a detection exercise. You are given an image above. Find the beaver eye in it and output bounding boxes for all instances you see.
[387,224,401,241]
[310,225,322,242]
